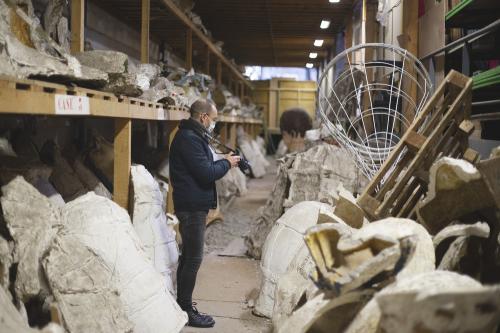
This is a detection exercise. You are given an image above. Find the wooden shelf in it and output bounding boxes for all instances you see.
[0,76,187,120]
[0,75,262,211]
[0,76,262,124]
[218,115,263,125]
[446,0,500,29]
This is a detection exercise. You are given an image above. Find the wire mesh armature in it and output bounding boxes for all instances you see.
[318,43,433,180]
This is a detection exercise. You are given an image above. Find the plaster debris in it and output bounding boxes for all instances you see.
[0,0,107,86]
[74,50,129,74]
[0,235,13,290]
[43,234,134,333]
[1,176,61,301]
[254,201,336,318]
[417,157,495,233]
[40,141,87,202]
[216,167,248,201]
[0,284,64,333]
[61,193,187,333]
[376,284,500,333]
[0,136,17,157]
[245,155,295,259]
[130,165,179,295]
[284,144,366,209]
[72,159,112,200]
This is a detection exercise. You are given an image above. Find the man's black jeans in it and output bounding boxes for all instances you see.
[176,210,208,310]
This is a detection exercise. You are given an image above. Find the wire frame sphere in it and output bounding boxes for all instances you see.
[318,43,433,180]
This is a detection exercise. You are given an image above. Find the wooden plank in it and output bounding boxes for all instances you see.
[141,0,150,63]
[70,0,85,54]
[345,11,353,49]
[0,77,263,125]
[357,193,380,220]
[186,28,193,69]
[361,71,463,196]
[405,130,427,153]
[358,71,474,220]
[216,59,222,85]
[402,0,419,128]
[219,123,228,145]
[113,119,132,210]
[463,148,480,164]
[229,123,237,149]
[205,46,211,75]
[420,0,446,86]
[377,80,473,215]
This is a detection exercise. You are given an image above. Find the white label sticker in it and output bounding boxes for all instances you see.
[55,94,90,115]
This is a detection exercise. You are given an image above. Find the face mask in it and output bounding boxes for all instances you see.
[207,120,216,133]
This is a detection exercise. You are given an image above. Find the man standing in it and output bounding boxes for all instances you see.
[169,99,240,328]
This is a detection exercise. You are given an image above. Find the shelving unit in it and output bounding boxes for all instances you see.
[90,0,252,97]
[421,0,500,140]
[445,0,500,142]
[0,75,262,212]
[0,1,263,213]
[446,0,500,29]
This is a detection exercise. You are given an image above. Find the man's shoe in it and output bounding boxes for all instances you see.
[184,303,215,328]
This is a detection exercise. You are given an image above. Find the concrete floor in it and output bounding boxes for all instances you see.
[182,255,271,333]
[182,164,276,333]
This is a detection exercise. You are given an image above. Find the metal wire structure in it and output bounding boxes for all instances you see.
[318,43,433,180]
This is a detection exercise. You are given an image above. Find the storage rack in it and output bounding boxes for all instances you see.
[0,0,264,212]
[0,75,262,213]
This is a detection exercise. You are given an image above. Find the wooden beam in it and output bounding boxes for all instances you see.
[229,123,237,149]
[402,0,419,56]
[219,123,228,145]
[205,46,211,75]
[141,0,150,63]
[344,11,353,49]
[217,59,222,85]
[186,28,193,69]
[159,0,251,88]
[402,0,419,129]
[113,119,132,210]
[70,0,84,54]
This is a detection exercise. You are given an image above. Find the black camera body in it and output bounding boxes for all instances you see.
[234,149,251,173]
[201,130,251,173]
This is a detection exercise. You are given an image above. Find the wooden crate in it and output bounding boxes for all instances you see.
[357,70,478,221]
[252,78,317,132]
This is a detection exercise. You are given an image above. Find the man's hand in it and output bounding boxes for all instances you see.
[225,153,241,168]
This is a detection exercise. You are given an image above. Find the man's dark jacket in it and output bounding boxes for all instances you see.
[169,118,231,212]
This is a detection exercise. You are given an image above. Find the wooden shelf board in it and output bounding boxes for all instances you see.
[0,76,261,124]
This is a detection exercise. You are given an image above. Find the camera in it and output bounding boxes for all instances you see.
[234,149,251,173]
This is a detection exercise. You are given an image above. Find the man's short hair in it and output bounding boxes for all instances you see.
[190,99,216,118]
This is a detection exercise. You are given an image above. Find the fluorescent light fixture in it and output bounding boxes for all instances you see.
[306,63,314,69]
[309,52,318,59]
[314,39,324,47]
[320,20,330,29]
[329,0,340,3]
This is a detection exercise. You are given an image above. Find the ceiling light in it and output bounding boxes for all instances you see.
[306,63,314,69]
[320,20,330,29]
[314,39,324,47]
[329,0,340,3]
[309,52,318,59]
